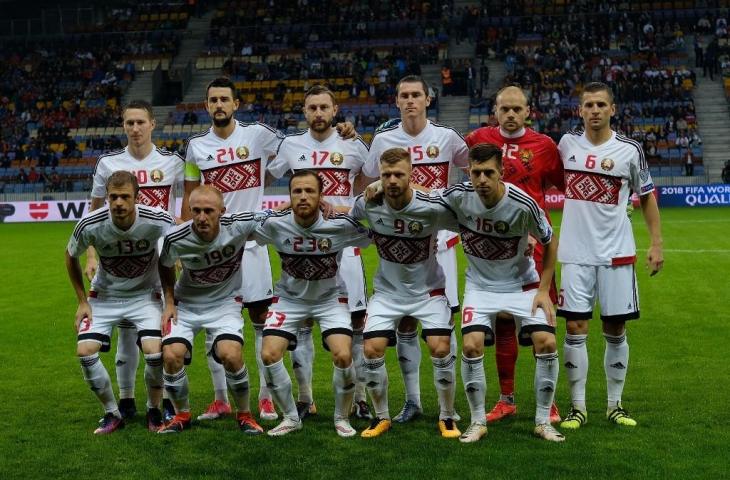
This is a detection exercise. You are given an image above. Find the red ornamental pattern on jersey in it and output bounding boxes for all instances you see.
[317,169,351,196]
[411,163,449,189]
[99,251,155,278]
[279,252,339,280]
[189,248,244,284]
[565,170,621,205]
[137,186,172,209]
[459,227,521,260]
[373,232,431,264]
[202,159,261,193]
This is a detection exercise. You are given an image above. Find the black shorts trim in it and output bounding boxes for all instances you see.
[263,329,297,351]
[518,325,556,346]
[78,332,111,352]
[135,329,161,350]
[118,320,135,328]
[364,330,397,347]
[244,298,274,310]
[210,334,244,364]
[450,304,461,314]
[162,337,193,365]
[420,328,453,342]
[601,311,640,323]
[461,325,495,346]
[557,309,593,321]
[321,327,353,352]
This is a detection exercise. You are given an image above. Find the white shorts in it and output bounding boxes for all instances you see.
[241,242,274,306]
[263,296,353,351]
[364,290,452,345]
[436,230,460,312]
[162,297,244,365]
[557,263,640,322]
[461,289,555,347]
[338,246,368,314]
[78,292,162,351]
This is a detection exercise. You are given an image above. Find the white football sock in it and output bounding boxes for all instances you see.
[263,359,298,421]
[396,330,421,406]
[80,353,119,415]
[225,365,251,413]
[461,354,486,424]
[115,325,139,399]
[604,333,629,408]
[254,325,272,401]
[205,335,229,403]
[564,334,588,411]
[351,329,367,403]
[364,356,390,420]
[535,352,559,425]
[143,352,163,410]
[163,367,190,413]
[432,355,456,420]
[333,363,355,419]
[291,327,314,403]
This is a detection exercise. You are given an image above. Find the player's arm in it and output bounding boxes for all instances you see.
[335,121,357,140]
[532,235,558,326]
[66,250,92,330]
[83,196,106,281]
[181,180,199,221]
[639,192,663,276]
[353,173,377,195]
[159,260,178,332]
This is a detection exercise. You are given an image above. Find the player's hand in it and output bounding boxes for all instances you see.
[319,199,336,218]
[84,257,98,282]
[532,290,555,327]
[524,235,537,257]
[161,303,177,335]
[335,121,358,140]
[273,201,290,212]
[74,301,93,332]
[646,244,664,276]
[364,180,384,204]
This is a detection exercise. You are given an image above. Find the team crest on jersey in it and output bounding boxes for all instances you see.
[601,158,615,171]
[494,221,510,234]
[150,169,164,183]
[408,221,423,234]
[317,238,332,253]
[236,146,250,160]
[426,145,440,158]
[222,245,235,257]
[519,149,533,164]
[330,152,344,166]
[136,239,150,251]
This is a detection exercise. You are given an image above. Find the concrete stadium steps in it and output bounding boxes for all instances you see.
[170,10,216,71]
[692,73,730,182]
[122,71,155,105]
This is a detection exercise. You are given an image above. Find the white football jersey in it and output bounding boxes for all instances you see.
[269,129,369,207]
[160,212,262,304]
[183,121,283,213]
[558,130,654,266]
[438,182,552,293]
[350,190,454,297]
[362,120,469,188]
[91,147,185,216]
[253,211,371,301]
[67,205,175,297]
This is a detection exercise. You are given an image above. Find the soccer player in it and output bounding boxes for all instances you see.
[268,85,372,420]
[66,171,175,433]
[437,144,564,443]
[464,86,563,424]
[361,75,468,423]
[352,147,460,439]
[182,77,283,421]
[254,170,371,437]
[85,100,185,421]
[157,185,264,434]
[557,82,663,429]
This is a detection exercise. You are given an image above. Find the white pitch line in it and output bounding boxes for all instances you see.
[639,248,730,253]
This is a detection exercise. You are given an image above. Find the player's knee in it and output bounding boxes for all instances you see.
[428,337,451,358]
[77,341,101,357]
[216,346,241,369]
[602,321,625,336]
[330,348,352,368]
[397,316,417,334]
[261,347,283,366]
[461,337,483,358]
[566,320,589,335]
[363,341,384,359]
[140,339,162,355]
[162,345,185,371]
[533,333,556,354]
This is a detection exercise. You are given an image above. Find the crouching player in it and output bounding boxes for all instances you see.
[437,144,564,443]
[254,170,371,437]
[66,171,175,433]
[157,185,263,434]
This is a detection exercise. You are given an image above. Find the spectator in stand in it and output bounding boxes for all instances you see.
[17,168,29,183]
[28,167,40,183]
[50,168,62,192]
[683,148,695,177]
[675,132,689,151]
[441,64,453,96]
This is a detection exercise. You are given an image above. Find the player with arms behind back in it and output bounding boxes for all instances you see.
[557,82,663,430]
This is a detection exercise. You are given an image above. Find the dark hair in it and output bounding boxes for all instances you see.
[304,85,336,105]
[106,170,139,197]
[396,75,429,96]
[580,82,615,104]
[379,147,411,166]
[123,99,155,121]
[469,143,503,169]
[206,77,237,100]
[289,169,323,193]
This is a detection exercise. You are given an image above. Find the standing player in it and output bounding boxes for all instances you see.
[157,185,264,434]
[85,100,185,421]
[66,171,175,433]
[464,86,563,424]
[182,77,283,421]
[557,82,663,429]
[254,170,371,437]
[268,85,372,420]
[361,76,468,423]
[437,144,564,443]
[352,147,459,439]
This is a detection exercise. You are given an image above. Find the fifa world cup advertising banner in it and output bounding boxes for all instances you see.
[655,184,730,207]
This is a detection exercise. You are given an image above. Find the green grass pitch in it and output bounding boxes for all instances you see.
[0,207,728,479]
